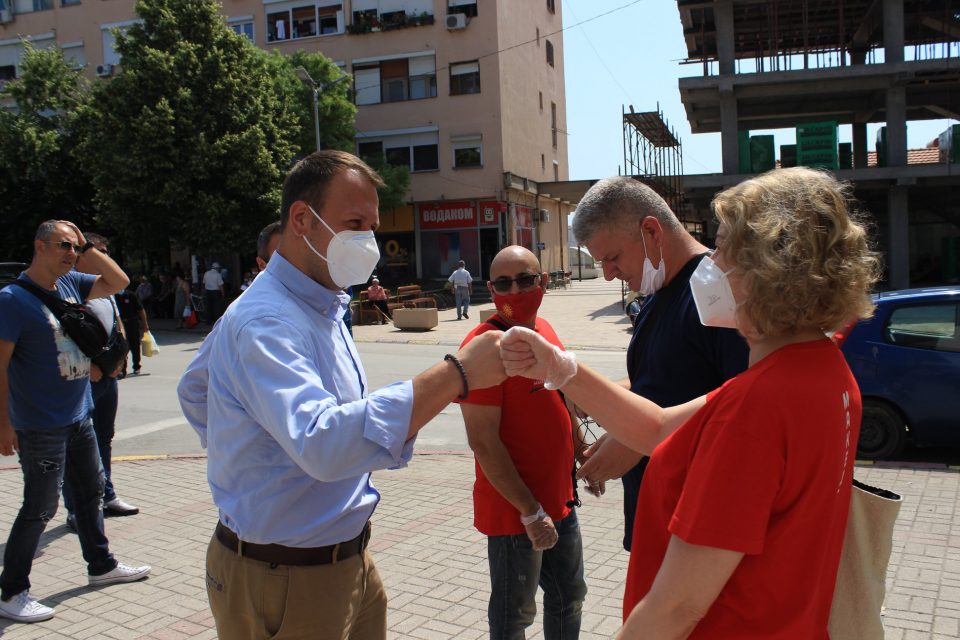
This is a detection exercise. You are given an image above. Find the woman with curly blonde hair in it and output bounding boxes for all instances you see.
[500,166,882,639]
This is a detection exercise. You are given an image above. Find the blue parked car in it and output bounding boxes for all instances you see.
[837,286,960,460]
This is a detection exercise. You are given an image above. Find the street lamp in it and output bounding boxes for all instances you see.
[295,66,351,152]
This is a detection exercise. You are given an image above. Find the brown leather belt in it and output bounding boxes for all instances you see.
[215,521,371,566]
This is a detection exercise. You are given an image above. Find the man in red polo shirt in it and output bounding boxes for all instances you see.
[457,246,587,640]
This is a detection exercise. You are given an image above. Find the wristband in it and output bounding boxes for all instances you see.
[444,354,469,400]
[520,504,548,526]
[80,241,96,254]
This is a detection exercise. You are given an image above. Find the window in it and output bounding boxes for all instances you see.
[358,141,383,164]
[353,53,436,106]
[541,154,545,170]
[547,0,555,14]
[452,136,482,168]
[546,40,554,67]
[14,0,53,12]
[553,160,559,181]
[62,0,81,6]
[0,65,15,90]
[536,27,540,46]
[449,61,480,95]
[413,144,439,171]
[62,42,85,70]
[551,102,558,148]
[447,0,477,18]
[357,130,439,173]
[101,21,139,67]
[230,19,255,42]
[539,91,543,110]
[267,1,343,42]
[885,304,960,352]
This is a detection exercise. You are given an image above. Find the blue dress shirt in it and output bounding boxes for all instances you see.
[178,253,415,547]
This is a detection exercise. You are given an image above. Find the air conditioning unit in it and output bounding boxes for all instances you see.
[539,209,550,223]
[445,13,468,30]
[96,63,114,77]
[0,8,13,24]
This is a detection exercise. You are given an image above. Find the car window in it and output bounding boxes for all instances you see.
[884,303,960,353]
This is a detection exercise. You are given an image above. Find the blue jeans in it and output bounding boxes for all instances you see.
[487,509,586,640]
[455,287,471,319]
[64,377,120,510]
[0,420,116,600]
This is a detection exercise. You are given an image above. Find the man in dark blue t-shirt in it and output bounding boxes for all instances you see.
[572,178,749,551]
[0,220,151,624]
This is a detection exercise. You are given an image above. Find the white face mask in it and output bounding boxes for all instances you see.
[638,232,666,296]
[690,255,739,329]
[302,205,380,289]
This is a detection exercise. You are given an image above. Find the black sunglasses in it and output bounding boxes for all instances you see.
[46,240,83,253]
[491,273,540,293]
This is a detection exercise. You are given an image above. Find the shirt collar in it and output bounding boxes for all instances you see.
[265,252,350,321]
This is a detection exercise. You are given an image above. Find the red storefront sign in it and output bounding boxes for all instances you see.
[478,200,506,226]
[419,201,477,230]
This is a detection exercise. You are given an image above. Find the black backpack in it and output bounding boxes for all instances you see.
[11,279,130,375]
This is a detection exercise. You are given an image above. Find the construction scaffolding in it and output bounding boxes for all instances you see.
[622,105,696,234]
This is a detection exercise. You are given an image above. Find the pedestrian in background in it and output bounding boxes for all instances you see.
[173,271,191,329]
[63,232,139,531]
[0,220,150,624]
[448,259,473,320]
[115,286,148,376]
[366,277,391,323]
[202,262,224,324]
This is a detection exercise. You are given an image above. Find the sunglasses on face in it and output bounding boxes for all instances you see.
[491,273,540,293]
[46,240,83,253]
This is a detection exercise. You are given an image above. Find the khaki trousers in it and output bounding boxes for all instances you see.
[206,532,387,640]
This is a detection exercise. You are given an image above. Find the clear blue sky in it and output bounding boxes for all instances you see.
[560,0,954,180]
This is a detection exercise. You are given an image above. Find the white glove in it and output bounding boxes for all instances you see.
[501,326,578,389]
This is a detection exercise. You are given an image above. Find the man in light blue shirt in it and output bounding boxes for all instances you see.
[448,259,473,320]
[178,151,505,639]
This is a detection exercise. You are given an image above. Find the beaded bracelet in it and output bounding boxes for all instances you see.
[444,354,469,400]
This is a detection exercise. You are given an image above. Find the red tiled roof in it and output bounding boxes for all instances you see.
[866,147,941,167]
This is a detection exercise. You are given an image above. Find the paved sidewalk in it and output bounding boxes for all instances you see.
[0,454,956,639]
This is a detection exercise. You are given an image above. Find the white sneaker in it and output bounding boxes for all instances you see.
[88,562,151,587]
[0,590,55,622]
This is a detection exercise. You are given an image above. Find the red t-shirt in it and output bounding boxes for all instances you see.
[458,316,574,536]
[623,339,860,638]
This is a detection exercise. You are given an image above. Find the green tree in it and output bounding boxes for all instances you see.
[80,0,299,261]
[0,43,95,261]
[259,49,410,212]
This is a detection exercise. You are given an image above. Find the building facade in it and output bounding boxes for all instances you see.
[0,0,573,283]
[674,0,959,289]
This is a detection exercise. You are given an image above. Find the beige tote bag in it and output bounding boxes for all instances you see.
[828,478,903,640]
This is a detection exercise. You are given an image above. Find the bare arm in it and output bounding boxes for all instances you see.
[138,308,149,335]
[406,331,506,440]
[559,365,705,456]
[0,339,18,456]
[462,403,538,516]
[618,536,743,639]
[62,222,129,299]
[500,328,706,455]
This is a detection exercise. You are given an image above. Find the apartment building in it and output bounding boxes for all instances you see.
[0,0,573,283]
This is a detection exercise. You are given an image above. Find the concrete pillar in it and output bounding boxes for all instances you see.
[716,0,735,75]
[720,92,739,174]
[853,122,869,169]
[885,85,907,166]
[883,0,904,64]
[887,186,910,289]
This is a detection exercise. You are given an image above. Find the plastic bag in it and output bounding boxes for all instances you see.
[184,310,199,329]
[141,330,159,357]
[182,305,193,318]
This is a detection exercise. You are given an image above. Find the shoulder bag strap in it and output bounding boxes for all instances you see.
[9,279,66,318]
